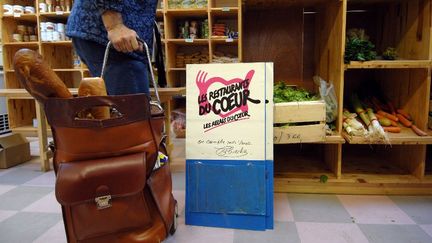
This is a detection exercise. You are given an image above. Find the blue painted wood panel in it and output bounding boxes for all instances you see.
[187,160,266,215]
[186,159,273,230]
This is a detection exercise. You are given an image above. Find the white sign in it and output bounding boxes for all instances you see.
[186,63,273,161]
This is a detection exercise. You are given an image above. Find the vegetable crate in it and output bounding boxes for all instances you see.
[274,101,326,144]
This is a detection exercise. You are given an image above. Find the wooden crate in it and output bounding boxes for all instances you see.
[274,100,326,144]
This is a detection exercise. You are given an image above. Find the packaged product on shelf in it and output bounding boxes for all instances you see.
[189,21,198,39]
[24,6,35,14]
[3,4,13,15]
[171,108,186,138]
[201,19,209,38]
[168,0,179,9]
[17,25,26,35]
[212,51,238,63]
[52,31,61,41]
[212,23,227,36]
[12,33,23,42]
[13,5,24,14]
[181,0,194,8]
[72,50,81,69]
[27,26,35,35]
[46,0,53,12]
[66,0,72,12]
[39,1,47,13]
[195,0,207,8]
[29,35,37,41]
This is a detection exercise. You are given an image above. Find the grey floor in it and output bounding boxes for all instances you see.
[0,137,432,243]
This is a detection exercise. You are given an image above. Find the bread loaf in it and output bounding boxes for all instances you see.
[78,77,110,119]
[13,49,72,102]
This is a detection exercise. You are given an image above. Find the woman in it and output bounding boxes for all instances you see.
[66,0,158,95]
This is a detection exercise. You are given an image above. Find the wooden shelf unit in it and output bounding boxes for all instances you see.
[242,0,432,194]
[161,0,242,87]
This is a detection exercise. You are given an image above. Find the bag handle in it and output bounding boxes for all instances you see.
[100,38,162,106]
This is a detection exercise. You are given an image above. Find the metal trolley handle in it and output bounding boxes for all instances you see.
[100,38,162,106]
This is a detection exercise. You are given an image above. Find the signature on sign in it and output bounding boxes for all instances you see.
[215,146,248,158]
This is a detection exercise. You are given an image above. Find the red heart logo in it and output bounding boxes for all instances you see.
[196,69,255,118]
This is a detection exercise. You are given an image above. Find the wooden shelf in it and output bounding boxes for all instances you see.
[41,41,72,46]
[210,38,238,44]
[165,8,208,17]
[2,42,39,47]
[342,127,432,145]
[39,12,71,18]
[345,60,431,69]
[275,175,432,195]
[325,134,346,144]
[2,14,37,21]
[210,7,239,17]
[166,39,209,45]
[12,125,38,136]
[169,68,186,71]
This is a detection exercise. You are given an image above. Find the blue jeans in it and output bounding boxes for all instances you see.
[72,38,150,95]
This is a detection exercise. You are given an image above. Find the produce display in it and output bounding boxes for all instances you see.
[274,82,318,103]
[344,28,377,63]
[382,47,398,60]
[343,90,428,142]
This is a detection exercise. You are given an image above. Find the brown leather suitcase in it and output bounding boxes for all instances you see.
[45,94,177,243]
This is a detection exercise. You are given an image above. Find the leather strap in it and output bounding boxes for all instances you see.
[44,94,158,128]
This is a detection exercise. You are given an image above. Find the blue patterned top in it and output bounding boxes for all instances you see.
[66,0,157,60]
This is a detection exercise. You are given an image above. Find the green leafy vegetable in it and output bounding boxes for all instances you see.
[319,175,328,183]
[274,82,318,103]
[344,28,377,63]
[382,47,397,60]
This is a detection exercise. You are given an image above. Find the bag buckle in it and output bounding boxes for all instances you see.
[95,195,112,210]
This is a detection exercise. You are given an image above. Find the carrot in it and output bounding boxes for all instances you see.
[411,125,428,136]
[377,110,399,122]
[383,126,401,133]
[389,119,399,127]
[396,114,413,127]
[397,109,412,121]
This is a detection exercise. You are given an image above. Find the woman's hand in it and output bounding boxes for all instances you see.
[102,10,142,53]
[107,23,142,53]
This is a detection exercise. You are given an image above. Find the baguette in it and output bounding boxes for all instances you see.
[78,77,110,119]
[13,49,72,102]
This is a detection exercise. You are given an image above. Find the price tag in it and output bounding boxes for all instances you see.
[56,11,64,15]
[222,7,230,12]
[13,13,21,17]
[185,38,194,43]
[225,38,234,43]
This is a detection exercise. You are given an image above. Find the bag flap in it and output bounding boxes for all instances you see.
[55,153,146,205]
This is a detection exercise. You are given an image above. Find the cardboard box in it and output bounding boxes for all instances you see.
[0,133,31,169]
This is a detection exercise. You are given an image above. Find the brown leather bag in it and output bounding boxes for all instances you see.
[44,94,176,243]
